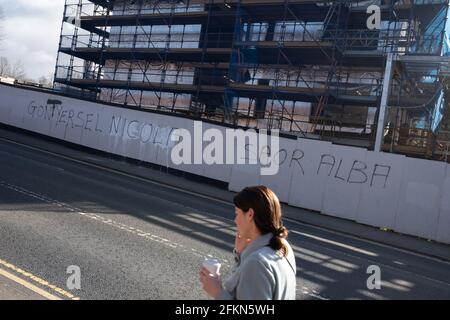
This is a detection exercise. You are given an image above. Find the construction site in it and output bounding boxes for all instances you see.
[53,0,450,161]
[3,2,450,291]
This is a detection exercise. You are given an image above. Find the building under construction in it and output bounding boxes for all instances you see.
[54,0,450,160]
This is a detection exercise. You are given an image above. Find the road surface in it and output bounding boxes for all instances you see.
[0,137,450,300]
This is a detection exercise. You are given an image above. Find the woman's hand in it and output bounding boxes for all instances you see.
[235,233,252,254]
[199,267,222,299]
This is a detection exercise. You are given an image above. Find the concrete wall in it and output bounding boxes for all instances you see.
[0,84,449,244]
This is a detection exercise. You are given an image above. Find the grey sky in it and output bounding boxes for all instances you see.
[0,0,64,80]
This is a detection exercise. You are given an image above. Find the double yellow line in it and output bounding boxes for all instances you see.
[0,258,80,300]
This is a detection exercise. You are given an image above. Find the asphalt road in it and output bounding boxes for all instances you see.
[0,138,450,300]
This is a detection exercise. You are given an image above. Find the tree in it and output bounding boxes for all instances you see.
[47,73,55,87]
[0,6,3,48]
[0,56,11,76]
[0,57,27,81]
[11,60,26,80]
[0,5,5,46]
[38,75,53,87]
[38,76,48,85]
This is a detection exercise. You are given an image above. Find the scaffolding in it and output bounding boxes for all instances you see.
[53,0,450,154]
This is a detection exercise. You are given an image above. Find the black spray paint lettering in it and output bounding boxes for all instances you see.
[110,115,122,135]
[26,100,102,133]
[290,149,305,175]
[166,128,176,147]
[244,144,269,163]
[68,111,102,132]
[152,126,162,144]
[37,105,45,118]
[110,117,138,140]
[47,100,62,119]
[317,154,335,176]
[67,110,75,129]
[75,111,85,128]
[127,120,140,139]
[149,125,173,146]
[84,114,94,131]
[334,159,346,181]
[140,123,154,143]
[243,145,289,166]
[277,149,288,166]
[262,148,305,173]
[27,101,37,116]
[55,110,101,133]
[261,146,288,166]
[110,116,173,147]
[347,160,368,184]
[371,165,391,188]
[56,110,68,127]
[243,143,258,162]
[95,114,102,132]
[317,154,391,188]
[27,100,63,121]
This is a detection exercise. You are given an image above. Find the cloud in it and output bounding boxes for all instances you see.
[0,0,65,80]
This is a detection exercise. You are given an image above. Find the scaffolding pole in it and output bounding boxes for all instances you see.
[374,53,394,152]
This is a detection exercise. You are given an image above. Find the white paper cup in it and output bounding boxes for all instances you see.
[202,259,221,275]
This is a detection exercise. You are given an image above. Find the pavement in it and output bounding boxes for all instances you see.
[0,124,450,300]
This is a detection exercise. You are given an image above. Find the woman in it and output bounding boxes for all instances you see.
[200,186,297,300]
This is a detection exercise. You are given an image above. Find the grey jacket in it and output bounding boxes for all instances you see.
[217,233,297,300]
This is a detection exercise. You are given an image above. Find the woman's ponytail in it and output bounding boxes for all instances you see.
[269,226,289,257]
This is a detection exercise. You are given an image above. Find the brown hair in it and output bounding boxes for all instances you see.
[233,186,289,257]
